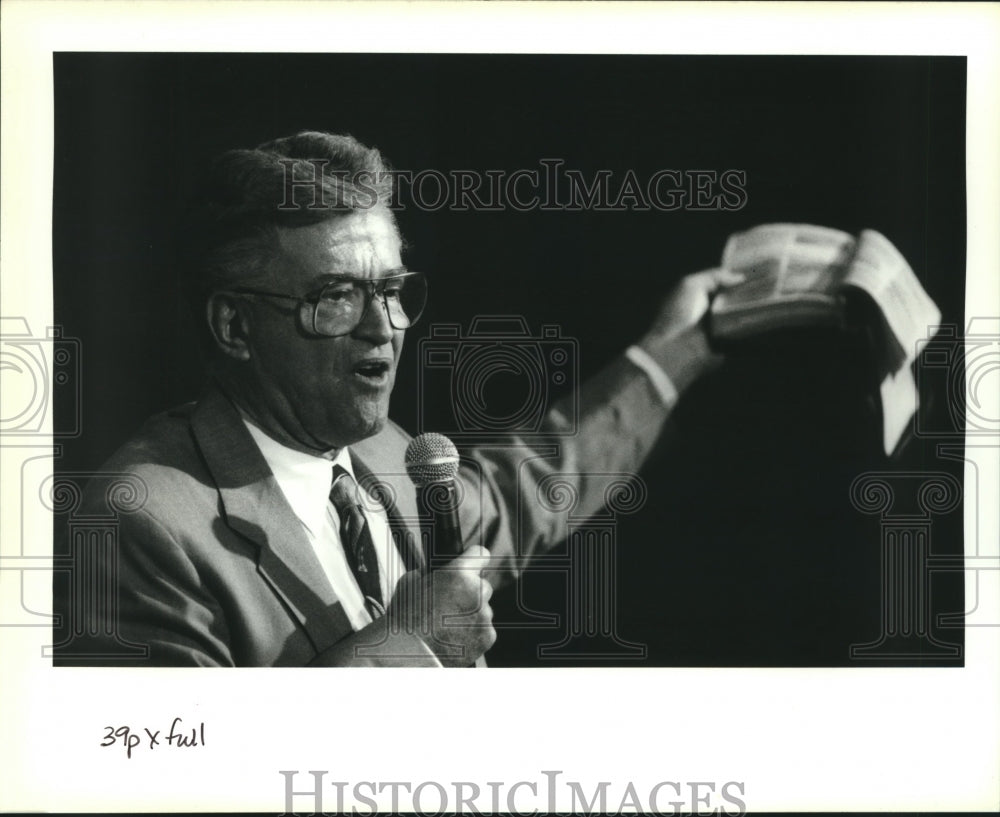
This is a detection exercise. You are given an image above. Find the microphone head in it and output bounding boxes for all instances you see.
[405,432,460,486]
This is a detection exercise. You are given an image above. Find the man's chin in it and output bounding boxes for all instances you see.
[329,405,389,448]
[358,414,388,441]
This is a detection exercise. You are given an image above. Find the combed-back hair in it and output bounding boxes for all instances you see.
[178,131,397,339]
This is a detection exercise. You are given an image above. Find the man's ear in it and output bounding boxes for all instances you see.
[207,293,252,361]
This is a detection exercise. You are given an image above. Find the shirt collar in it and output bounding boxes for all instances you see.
[242,419,355,536]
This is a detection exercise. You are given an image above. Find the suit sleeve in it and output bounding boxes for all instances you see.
[460,354,674,588]
[55,505,236,667]
[307,621,442,667]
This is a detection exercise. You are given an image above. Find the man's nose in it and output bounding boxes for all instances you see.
[353,292,396,344]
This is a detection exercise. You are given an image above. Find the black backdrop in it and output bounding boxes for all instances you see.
[53,53,966,666]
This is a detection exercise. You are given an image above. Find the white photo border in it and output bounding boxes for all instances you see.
[1,1,998,812]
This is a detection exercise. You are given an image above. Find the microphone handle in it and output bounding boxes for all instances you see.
[422,480,464,566]
[419,479,487,668]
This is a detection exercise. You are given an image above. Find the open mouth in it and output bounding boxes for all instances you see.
[353,359,392,384]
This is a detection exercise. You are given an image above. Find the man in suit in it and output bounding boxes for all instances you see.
[53,131,742,667]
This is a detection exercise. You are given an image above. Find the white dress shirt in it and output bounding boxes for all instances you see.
[243,420,408,632]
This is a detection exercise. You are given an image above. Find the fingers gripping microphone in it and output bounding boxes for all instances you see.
[404,433,463,569]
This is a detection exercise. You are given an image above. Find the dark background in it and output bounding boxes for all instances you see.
[53,53,966,666]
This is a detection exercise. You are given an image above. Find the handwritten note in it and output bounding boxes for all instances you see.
[100,717,205,759]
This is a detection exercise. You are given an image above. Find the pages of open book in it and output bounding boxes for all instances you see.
[842,229,942,455]
[718,223,855,309]
[843,229,942,368]
[880,365,920,456]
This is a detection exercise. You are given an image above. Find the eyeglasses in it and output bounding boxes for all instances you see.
[223,269,427,338]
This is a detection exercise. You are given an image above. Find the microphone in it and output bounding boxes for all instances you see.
[404,432,463,568]
[405,432,488,669]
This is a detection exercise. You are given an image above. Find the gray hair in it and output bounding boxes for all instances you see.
[180,131,399,318]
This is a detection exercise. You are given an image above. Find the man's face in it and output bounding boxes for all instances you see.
[239,208,405,452]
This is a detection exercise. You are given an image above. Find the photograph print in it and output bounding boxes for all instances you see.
[46,52,969,669]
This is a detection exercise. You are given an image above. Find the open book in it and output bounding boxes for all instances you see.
[708,223,942,455]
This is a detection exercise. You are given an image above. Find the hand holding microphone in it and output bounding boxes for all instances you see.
[387,546,495,667]
[387,433,494,666]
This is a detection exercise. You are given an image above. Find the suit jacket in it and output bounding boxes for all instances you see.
[55,354,669,666]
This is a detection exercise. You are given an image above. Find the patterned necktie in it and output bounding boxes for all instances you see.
[330,465,385,619]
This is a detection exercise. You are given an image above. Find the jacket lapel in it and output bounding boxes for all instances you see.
[190,388,353,655]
